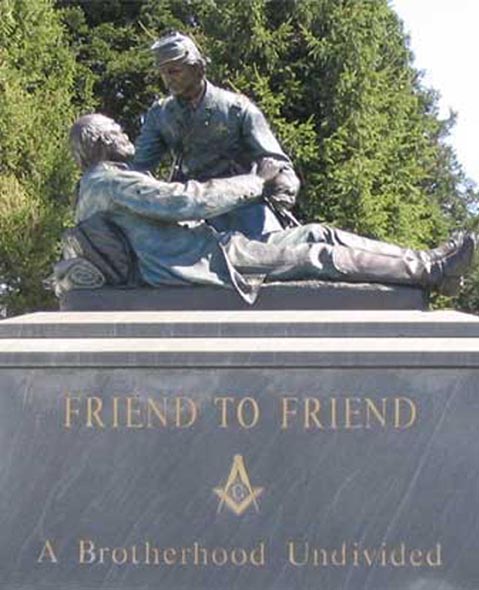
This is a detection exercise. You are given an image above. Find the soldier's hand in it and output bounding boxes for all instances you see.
[255,157,282,182]
[263,169,298,209]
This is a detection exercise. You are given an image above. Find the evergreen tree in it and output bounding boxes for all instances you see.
[2,0,476,313]
[58,0,156,138]
[0,0,85,314]
[60,0,475,244]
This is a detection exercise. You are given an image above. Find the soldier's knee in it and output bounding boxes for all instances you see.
[302,223,331,244]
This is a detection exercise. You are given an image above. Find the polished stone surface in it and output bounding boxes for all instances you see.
[0,310,478,590]
[2,309,477,339]
[59,281,428,311]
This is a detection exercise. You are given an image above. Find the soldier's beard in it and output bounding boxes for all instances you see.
[112,139,135,162]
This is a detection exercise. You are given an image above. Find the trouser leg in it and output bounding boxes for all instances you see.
[225,230,475,293]
[322,226,466,262]
[264,223,423,259]
[225,232,341,280]
[331,246,436,286]
[319,226,417,257]
[263,223,463,264]
[331,235,475,294]
[225,232,430,285]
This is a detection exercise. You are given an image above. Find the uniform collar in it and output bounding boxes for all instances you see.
[175,80,215,112]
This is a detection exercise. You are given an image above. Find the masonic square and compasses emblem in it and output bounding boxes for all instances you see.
[214,455,264,515]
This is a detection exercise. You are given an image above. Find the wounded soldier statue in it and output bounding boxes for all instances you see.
[52,114,475,304]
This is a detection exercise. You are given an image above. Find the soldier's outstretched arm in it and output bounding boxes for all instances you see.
[102,167,265,222]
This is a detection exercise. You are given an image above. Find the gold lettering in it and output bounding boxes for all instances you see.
[352,542,360,566]
[78,539,96,564]
[193,542,209,565]
[97,546,110,564]
[179,546,191,565]
[362,547,377,566]
[287,541,308,566]
[237,397,260,429]
[231,548,247,566]
[112,396,120,428]
[37,539,58,564]
[176,397,198,428]
[331,543,347,566]
[214,397,234,428]
[86,397,105,429]
[63,392,420,432]
[146,398,167,427]
[130,545,140,565]
[211,548,228,566]
[365,398,387,428]
[344,398,363,429]
[394,397,417,429]
[126,396,144,428]
[304,398,323,430]
[281,397,298,429]
[250,542,265,566]
[145,541,161,565]
[64,395,80,428]
[378,543,387,566]
[390,543,406,567]
[111,547,128,565]
[426,544,442,567]
[163,547,177,565]
[409,549,423,566]
[330,397,338,429]
[312,547,329,566]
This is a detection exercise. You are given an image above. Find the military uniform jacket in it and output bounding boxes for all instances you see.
[75,162,265,301]
[133,81,299,237]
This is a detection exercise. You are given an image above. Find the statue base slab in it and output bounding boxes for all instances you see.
[59,280,428,311]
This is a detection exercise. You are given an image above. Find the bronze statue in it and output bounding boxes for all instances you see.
[132,31,300,237]
[53,114,475,302]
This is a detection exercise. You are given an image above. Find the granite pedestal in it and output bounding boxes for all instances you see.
[59,281,428,311]
[0,310,478,590]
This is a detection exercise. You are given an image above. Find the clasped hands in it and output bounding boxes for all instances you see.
[254,157,296,209]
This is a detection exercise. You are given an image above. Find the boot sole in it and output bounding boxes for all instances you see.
[437,233,476,296]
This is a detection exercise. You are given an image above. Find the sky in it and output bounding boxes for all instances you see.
[391,0,479,186]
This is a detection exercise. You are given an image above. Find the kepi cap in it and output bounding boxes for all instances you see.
[151,32,206,67]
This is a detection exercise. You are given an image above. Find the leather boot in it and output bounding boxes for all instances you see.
[425,231,467,263]
[331,233,475,295]
[431,233,476,295]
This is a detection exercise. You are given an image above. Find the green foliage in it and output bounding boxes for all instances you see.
[0,175,64,314]
[1,0,477,313]
[60,0,475,245]
[0,0,79,314]
[58,0,159,138]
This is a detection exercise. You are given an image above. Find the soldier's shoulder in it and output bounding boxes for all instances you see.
[149,95,176,113]
[208,82,253,111]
